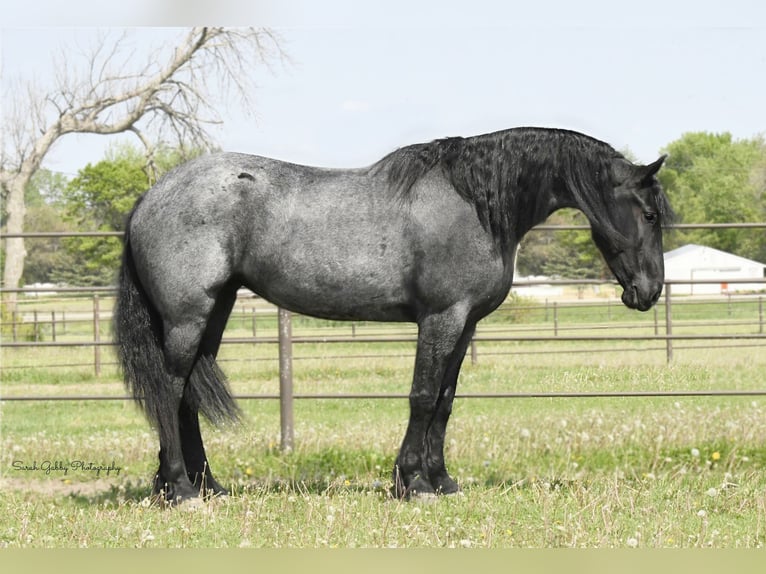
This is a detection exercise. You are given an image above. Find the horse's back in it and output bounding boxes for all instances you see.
[127,152,412,319]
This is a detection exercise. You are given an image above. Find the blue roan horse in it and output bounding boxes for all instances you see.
[114,127,673,505]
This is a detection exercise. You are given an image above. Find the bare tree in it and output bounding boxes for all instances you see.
[1,27,284,306]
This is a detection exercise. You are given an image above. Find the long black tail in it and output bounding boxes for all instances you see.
[113,208,240,428]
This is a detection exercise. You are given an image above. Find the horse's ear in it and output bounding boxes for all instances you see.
[640,154,667,180]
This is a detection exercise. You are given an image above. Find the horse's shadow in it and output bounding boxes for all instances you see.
[67,480,154,506]
[66,473,581,507]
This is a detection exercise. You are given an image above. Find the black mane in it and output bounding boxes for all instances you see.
[374,127,672,249]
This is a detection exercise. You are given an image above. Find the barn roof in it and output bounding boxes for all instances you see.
[664,244,766,268]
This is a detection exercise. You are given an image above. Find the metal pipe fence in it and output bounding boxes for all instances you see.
[3,280,764,375]
[3,227,766,449]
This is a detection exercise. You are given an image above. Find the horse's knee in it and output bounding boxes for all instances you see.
[409,388,440,419]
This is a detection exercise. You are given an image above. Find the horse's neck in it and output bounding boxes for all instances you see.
[511,165,578,242]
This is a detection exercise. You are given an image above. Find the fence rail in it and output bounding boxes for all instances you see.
[5,390,766,402]
[3,222,766,239]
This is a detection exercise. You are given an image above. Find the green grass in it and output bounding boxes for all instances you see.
[1,294,765,547]
[2,354,765,547]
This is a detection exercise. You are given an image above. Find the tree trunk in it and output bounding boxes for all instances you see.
[2,174,30,310]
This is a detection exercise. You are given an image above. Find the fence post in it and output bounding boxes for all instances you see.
[278,308,294,452]
[33,310,39,342]
[93,295,102,377]
[12,310,18,342]
[252,307,257,338]
[759,296,763,335]
[553,302,559,336]
[52,311,57,342]
[727,292,732,317]
[664,283,673,364]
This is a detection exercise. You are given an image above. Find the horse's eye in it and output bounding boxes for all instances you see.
[643,212,658,225]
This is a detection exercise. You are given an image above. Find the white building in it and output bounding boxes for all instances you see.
[664,244,766,295]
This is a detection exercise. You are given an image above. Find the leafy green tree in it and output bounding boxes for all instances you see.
[21,170,76,285]
[516,209,606,279]
[61,151,149,284]
[659,132,766,261]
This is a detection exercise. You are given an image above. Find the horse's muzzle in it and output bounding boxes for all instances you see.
[622,281,663,312]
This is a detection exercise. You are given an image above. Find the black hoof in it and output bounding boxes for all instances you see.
[430,471,461,495]
[153,474,201,507]
[391,467,436,500]
[190,472,229,498]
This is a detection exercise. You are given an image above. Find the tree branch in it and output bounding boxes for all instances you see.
[1,26,286,300]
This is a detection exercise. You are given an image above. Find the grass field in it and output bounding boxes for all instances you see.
[1,294,765,548]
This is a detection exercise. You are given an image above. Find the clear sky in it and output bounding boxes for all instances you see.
[2,0,765,176]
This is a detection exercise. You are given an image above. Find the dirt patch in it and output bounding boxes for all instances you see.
[0,477,125,498]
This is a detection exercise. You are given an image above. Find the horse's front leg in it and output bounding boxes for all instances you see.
[424,324,475,495]
[392,306,469,499]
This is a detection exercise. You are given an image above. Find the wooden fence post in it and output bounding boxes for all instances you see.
[664,283,673,364]
[93,295,102,377]
[278,308,294,452]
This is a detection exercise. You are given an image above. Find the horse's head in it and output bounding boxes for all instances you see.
[591,155,672,312]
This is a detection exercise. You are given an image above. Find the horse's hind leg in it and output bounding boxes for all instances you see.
[179,284,239,497]
[153,284,233,505]
[153,320,208,505]
[179,392,228,497]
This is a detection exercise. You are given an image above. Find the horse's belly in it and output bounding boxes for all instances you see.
[241,241,416,322]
